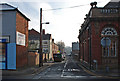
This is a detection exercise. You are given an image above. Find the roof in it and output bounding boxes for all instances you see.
[29,29,40,40]
[104,1,120,8]
[42,34,51,40]
[0,3,30,21]
[29,29,52,40]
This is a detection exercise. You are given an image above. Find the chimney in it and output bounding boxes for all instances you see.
[42,29,45,34]
[52,39,54,43]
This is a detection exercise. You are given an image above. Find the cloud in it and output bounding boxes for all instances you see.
[4,0,110,46]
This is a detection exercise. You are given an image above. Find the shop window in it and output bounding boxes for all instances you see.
[0,43,6,62]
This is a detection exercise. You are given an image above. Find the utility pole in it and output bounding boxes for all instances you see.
[39,8,43,67]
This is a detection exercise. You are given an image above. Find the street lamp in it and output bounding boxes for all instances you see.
[39,8,49,67]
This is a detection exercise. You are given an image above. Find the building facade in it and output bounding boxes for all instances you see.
[42,34,53,60]
[72,42,79,54]
[78,1,120,71]
[0,3,30,69]
[72,42,79,60]
[28,28,40,51]
[52,39,59,57]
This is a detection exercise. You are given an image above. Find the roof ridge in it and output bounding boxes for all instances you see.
[0,3,17,9]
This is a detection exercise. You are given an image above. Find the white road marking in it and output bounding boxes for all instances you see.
[61,75,98,78]
[64,60,68,68]
[61,60,68,77]
[67,69,80,72]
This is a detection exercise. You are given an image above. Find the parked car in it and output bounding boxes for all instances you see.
[53,53,62,62]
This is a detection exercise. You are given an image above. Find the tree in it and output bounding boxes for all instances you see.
[64,46,72,54]
[56,41,65,53]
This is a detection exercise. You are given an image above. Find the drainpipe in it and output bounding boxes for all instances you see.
[89,25,92,70]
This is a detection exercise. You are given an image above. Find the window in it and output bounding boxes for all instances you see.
[101,9,118,14]
[43,41,48,44]
[101,27,118,57]
[101,27,117,36]
[0,43,6,62]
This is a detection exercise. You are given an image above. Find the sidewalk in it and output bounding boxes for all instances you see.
[78,62,120,78]
[1,62,54,76]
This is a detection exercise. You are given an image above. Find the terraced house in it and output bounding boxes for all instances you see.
[78,1,120,71]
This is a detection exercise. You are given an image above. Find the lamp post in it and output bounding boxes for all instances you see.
[39,8,49,67]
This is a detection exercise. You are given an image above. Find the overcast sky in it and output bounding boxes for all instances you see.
[1,0,112,47]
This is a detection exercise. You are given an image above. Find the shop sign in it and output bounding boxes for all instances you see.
[0,39,7,43]
[0,36,9,43]
[16,32,25,46]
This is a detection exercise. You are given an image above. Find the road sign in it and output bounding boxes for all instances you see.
[43,49,48,53]
[101,37,111,47]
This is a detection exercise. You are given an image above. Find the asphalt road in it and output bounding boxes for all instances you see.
[32,55,93,79]
[2,54,119,81]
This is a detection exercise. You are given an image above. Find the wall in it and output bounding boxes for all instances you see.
[1,11,16,69]
[28,52,39,66]
[72,42,79,51]
[1,11,16,43]
[16,12,29,68]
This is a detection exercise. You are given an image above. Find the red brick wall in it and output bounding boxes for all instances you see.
[91,22,102,65]
[16,45,28,68]
[28,52,39,66]
[16,12,29,68]
[91,21,120,68]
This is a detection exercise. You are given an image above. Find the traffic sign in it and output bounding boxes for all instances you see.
[43,49,48,53]
[101,37,111,47]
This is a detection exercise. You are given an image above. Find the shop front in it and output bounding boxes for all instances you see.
[0,36,16,70]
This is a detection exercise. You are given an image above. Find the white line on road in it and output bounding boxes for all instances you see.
[61,75,98,78]
[64,60,68,68]
[61,60,68,77]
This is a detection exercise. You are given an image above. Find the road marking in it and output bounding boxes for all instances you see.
[61,60,68,77]
[61,75,98,78]
[64,60,68,68]
[67,69,80,72]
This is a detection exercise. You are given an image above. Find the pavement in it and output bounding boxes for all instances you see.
[78,62,120,79]
[1,62,54,76]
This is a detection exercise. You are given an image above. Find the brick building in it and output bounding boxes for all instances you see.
[0,3,30,69]
[52,39,59,56]
[42,33,53,61]
[78,1,120,71]
[28,28,40,50]
[72,42,79,54]
[72,42,79,60]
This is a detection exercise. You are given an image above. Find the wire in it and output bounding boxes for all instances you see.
[42,1,103,11]
[43,4,90,11]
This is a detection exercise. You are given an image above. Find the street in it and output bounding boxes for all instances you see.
[33,55,93,79]
[2,54,118,81]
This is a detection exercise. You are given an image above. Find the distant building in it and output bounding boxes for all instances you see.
[78,1,120,71]
[28,29,40,50]
[52,39,59,55]
[0,3,30,69]
[72,42,79,53]
[42,33,53,60]
[72,42,79,60]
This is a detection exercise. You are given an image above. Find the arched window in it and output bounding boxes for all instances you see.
[101,27,118,57]
[101,27,117,36]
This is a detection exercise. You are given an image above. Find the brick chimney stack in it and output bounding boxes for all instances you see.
[42,29,45,35]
